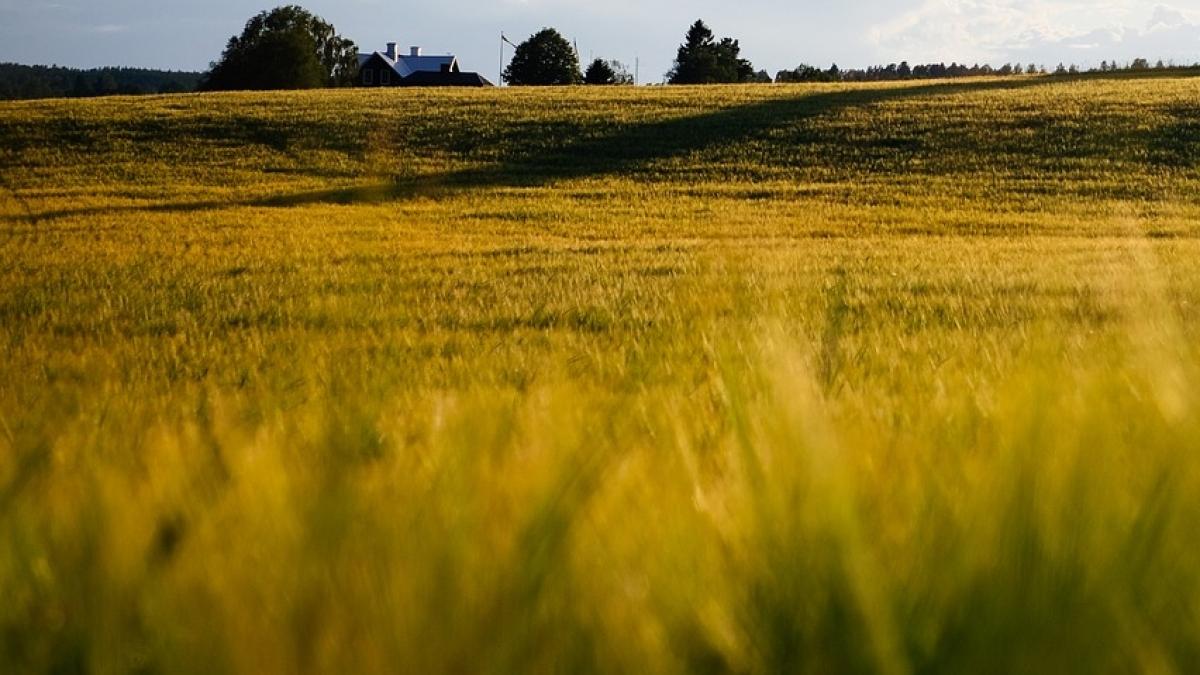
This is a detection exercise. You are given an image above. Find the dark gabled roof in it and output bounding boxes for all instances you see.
[399,71,494,87]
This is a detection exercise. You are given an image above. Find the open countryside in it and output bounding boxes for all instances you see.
[3,4,1200,675]
[5,72,1200,673]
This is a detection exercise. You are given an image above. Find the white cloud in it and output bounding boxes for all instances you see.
[1149,4,1190,27]
[869,1,1200,66]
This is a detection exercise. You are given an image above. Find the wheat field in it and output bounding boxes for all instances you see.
[2,73,1200,673]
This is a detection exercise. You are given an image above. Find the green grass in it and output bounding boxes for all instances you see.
[2,73,1200,674]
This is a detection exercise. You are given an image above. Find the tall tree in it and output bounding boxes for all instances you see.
[503,29,582,85]
[668,20,719,84]
[202,5,358,91]
[667,20,754,84]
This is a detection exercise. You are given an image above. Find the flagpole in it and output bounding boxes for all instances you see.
[499,33,519,86]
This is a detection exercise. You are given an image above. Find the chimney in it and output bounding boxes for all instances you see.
[385,43,398,60]
[410,46,422,57]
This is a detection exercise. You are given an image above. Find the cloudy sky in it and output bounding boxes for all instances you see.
[1,0,1199,81]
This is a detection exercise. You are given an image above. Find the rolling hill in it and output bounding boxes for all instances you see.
[2,73,1200,674]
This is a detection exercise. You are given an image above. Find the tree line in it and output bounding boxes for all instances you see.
[5,6,1198,99]
[0,63,202,100]
[502,19,1199,86]
[777,58,1196,83]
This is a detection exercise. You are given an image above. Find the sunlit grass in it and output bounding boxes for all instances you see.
[2,74,1200,673]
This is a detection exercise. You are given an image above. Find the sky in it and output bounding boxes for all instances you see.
[1,0,1199,81]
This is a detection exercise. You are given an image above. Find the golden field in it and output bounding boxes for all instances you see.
[2,73,1200,673]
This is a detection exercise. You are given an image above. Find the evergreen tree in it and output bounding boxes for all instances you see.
[584,59,616,85]
[667,20,754,84]
[715,38,755,82]
[70,73,92,97]
[668,21,718,84]
[94,72,119,95]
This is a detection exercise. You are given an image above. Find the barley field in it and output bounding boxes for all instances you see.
[2,73,1200,674]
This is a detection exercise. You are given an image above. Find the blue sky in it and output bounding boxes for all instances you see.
[1,1,1199,81]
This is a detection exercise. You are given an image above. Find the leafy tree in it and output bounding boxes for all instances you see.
[503,28,582,85]
[583,58,633,85]
[612,61,635,85]
[667,20,755,84]
[202,5,358,91]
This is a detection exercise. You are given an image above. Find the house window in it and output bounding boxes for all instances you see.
[381,70,390,85]
[363,69,373,85]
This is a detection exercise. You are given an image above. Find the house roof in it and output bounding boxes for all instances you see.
[397,55,458,77]
[357,52,458,78]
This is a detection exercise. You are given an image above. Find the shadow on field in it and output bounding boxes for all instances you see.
[251,77,1062,208]
[3,72,1183,223]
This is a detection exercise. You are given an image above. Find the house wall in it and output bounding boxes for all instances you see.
[360,66,401,87]
[358,55,402,88]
